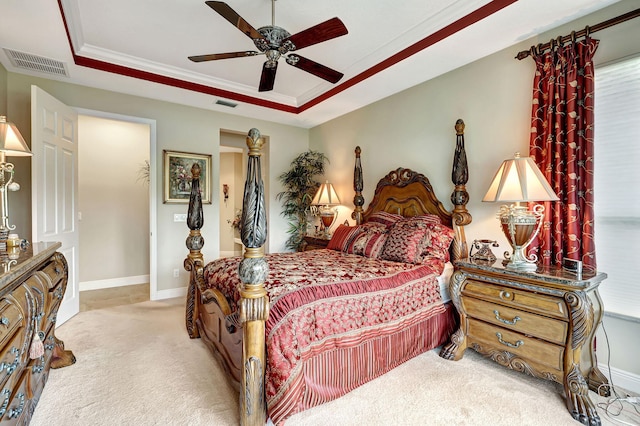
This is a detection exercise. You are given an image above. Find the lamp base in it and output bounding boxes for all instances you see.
[504,259,538,271]
[318,207,337,239]
[499,204,545,273]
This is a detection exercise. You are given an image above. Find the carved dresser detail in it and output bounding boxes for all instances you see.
[0,242,75,424]
[440,258,608,426]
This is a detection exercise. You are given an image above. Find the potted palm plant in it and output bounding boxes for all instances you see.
[276,150,329,251]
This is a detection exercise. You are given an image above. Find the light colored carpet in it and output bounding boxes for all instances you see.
[31,299,635,426]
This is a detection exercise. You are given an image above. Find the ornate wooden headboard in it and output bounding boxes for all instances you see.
[351,119,471,261]
[362,168,453,227]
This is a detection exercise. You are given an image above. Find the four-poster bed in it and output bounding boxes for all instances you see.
[184,120,471,425]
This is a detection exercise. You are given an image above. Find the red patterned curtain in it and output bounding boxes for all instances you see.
[528,36,599,268]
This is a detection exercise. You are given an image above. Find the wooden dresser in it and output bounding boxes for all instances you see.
[440,258,608,426]
[0,242,74,424]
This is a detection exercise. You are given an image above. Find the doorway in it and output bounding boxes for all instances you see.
[219,130,269,256]
[75,110,157,305]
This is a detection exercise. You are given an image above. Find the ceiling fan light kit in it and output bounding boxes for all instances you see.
[189,1,348,92]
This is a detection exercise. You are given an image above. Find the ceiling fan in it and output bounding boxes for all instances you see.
[188,1,348,92]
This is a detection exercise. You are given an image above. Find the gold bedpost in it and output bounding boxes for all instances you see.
[352,146,365,225]
[238,128,270,426]
[184,163,205,338]
[450,119,472,261]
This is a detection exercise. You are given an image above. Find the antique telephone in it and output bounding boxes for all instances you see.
[469,239,499,263]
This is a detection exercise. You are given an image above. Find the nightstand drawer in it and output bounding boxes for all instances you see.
[463,280,568,320]
[467,318,565,372]
[462,297,568,345]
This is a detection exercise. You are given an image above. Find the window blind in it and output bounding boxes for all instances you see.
[594,55,640,319]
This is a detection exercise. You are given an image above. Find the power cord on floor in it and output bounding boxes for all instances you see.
[595,319,640,425]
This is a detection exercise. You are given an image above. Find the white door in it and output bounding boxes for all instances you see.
[31,86,79,325]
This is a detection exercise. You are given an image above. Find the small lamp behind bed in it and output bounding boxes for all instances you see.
[312,181,340,238]
[482,153,558,271]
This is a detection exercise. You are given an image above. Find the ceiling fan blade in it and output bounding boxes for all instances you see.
[286,54,343,84]
[188,51,260,62]
[205,1,266,41]
[258,62,278,92]
[285,17,348,51]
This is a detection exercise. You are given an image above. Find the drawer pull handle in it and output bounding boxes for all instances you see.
[499,290,512,300]
[8,392,24,419]
[493,310,521,325]
[0,389,11,417]
[0,317,8,327]
[496,332,523,349]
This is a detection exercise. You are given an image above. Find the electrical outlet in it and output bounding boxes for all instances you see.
[174,213,187,222]
[173,268,179,278]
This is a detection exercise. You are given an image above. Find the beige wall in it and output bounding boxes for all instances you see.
[4,74,309,294]
[0,65,6,113]
[310,0,640,383]
[78,115,150,283]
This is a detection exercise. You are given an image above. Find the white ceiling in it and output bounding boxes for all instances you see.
[0,0,623,128]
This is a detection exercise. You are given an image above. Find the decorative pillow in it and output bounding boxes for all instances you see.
[404,214,442,227]
[366,211,404,228]
[380,220,430,264]
[347,230,388,258]
[419,223,456,262]
[345,222,388,256]
[327,225,362,251]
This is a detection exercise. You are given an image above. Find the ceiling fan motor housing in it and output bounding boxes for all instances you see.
[255,26,294,54]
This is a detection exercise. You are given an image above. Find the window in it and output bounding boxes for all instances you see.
[594,55,640,319]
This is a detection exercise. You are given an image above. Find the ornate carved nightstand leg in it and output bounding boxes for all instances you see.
[440,269,468,361]
[439,328,467,360]
[50,336,76,369]
[564,364,601,426]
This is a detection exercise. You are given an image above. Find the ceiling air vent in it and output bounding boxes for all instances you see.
[3,49,69,77]
[215,99,238,108]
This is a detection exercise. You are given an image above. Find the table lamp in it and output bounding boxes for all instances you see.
[482,153,559,270]
[311,181,340,238]
[0,116,33,247]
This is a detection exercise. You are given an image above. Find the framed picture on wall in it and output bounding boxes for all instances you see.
[163,150,212,204]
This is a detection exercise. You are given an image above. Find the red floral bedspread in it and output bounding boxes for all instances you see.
[203,249,447,423]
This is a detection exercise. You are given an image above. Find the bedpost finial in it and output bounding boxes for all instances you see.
[455,119,465,135]
[355,146,361,157]
[191,163,201,180]
[246,128,265,156]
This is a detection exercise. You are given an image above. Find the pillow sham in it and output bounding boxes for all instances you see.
[379,220,429,264]
[379,215,454,264]
[327,224,362,251]
[366,211,404,228]
[420,223,455,262]
[404,214,442,227]
[347,229,388,258]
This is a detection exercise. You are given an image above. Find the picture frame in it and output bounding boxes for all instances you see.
[163,150,212,204]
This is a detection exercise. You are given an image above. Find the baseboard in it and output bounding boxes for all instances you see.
[598,363,640,395]
[80,274,150,291]
[152,286,187,301]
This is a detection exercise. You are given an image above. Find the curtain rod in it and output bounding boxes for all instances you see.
[515,7,640,60]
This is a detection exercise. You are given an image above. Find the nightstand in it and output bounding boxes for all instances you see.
[300,235,330,251]
[440,258,609,425]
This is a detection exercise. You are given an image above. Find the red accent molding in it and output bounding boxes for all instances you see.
[299,0,517,113]
[56,0,516,115]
